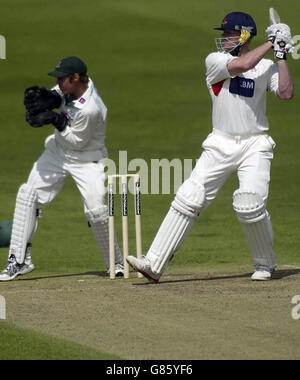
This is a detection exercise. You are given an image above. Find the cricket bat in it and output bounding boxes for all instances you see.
[269,7,293,58]
[269,7,281,24]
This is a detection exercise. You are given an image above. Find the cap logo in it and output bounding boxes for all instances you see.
[222,17,228,24]
[56,60,62,69]
[79,97,86,104]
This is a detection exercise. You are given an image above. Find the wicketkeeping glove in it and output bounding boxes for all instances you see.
[24,86,62,115]
[26,110,67,132]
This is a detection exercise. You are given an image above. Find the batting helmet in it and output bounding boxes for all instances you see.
[214,12,257,36]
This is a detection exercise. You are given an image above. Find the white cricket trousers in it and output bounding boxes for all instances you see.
[26,139,106,211]
[145,129,277,276]
[193,130,276,207]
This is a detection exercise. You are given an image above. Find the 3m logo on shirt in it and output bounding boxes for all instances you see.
[229,77,255,97]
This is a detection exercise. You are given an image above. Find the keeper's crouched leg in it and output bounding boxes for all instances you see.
[9,183,39,264]
[146,178,206,276]
[233,190,277,273]
[85,206,123,273]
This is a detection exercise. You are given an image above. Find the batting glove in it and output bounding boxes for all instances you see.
[265,23,291,43]
[273,32,294,59]
[266,23,293,60]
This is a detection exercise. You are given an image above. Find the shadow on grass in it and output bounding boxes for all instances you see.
[18,271,108,281]
[272,269,300,280]
[133,268,300,286]
[14,268,300,284]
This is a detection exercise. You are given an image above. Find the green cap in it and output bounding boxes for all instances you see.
[48,56,88,78]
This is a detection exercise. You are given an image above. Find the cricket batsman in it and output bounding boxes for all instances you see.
[0,56,124,281]
[127,11,294,282]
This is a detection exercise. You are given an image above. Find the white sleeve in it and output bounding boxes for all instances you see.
[205,52,237,85]
[51,84,64,98]
[267,62,279,94]
[59,110,97,149]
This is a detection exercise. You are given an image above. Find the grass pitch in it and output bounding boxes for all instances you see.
[0,0,300,360]
[0,322,121,360]
[1,265,300,360]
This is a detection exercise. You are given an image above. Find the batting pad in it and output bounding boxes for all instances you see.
[9,184,38,264]
[147,206,196,275]
[86,206,123,270]
[233,190,276,270]
[172,178,206,219]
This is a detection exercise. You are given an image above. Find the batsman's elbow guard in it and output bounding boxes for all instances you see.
[172,179,206,219]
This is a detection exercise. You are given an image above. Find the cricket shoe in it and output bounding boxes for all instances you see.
[107,263,124,277]
[20,251,35,276]
[0,254,35,282]
[126,255,160,283]
[251,266,273,281]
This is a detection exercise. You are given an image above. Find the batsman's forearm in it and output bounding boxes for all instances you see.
[276,60,294,99]
[228,41,273,76]
[241,41,274,69]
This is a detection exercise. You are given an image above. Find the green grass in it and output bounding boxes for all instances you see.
[1,0,299,272]
[0,0,299,359]
[0,321,122,360]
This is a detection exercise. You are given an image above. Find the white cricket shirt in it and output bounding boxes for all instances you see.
[205,52,279,136]
[50,78,108,162]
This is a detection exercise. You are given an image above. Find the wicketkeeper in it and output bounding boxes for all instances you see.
[0,56,124,281]
[127,12,294,282]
